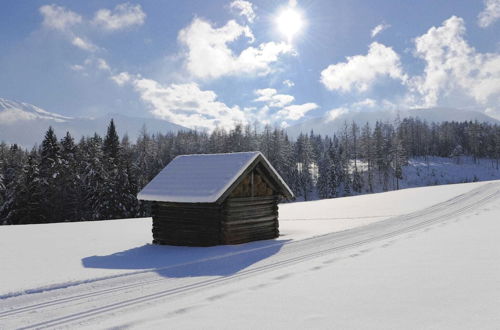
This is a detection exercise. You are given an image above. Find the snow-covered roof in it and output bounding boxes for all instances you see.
[137,151,294,203]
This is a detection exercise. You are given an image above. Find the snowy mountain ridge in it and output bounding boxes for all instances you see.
[0,97,73,123]
[0,97,188,146]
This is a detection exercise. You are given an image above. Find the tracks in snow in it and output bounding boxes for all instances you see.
[1,182,499,329]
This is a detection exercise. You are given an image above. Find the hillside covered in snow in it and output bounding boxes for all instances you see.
[1,181,500,328]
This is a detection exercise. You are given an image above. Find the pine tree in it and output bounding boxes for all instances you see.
[295,133,315,200]
[60,132,79,221]
[80,134,106,220]
[39,127,62,222]
[0,145,26,224]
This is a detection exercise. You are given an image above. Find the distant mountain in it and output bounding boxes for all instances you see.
[0,98,188,147]
[286,107,500,138]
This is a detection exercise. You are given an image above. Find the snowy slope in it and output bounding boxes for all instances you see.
[0,97,188,146]
[1,180,500,328]
[286,107,500,138]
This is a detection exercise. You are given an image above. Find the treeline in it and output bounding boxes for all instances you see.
[1,118,500,225]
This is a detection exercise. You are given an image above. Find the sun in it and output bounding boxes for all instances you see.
[275,7,304,42]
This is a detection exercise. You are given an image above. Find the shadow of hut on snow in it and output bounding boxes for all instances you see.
[81,239,289,278]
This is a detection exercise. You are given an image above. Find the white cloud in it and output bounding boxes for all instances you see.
[96,58,110,71]
[71,37,98,52]
[409,16,500,108]
[320,42,406,93]
[70,57,111,75]
[111,72,132,86]
[371,23,390,38]
[277,102,318,120]
[39,5,99,53]
[39,4,82,31]
[252,87,317,121]
[254,88,294,107]
[70,64,85,72]
[326,107,348,122]
[352,98,377,109]
[478,0,500,28]
[93,3,146,31]
[178,18,291,79]
[283,79,295,87]
[111,73,247,130]
[230,0,256,23]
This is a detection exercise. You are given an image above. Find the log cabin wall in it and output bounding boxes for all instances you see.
[151,202,223,246]
[222,195,279,245]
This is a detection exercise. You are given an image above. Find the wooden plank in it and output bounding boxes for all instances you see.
[226,195,277,203]
[153,212,222,222]
[223,222,276,233]
[224,204,276,215]
[224,211,277,222]
[223,215,277,225]
[224,230,279,245]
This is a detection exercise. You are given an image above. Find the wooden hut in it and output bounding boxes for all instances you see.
[137,152,294,246]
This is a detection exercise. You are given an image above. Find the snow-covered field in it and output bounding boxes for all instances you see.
[1,180,500,329]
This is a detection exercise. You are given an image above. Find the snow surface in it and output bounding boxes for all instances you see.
[1,180,500,329]
[137,152,262,203]
[0,181,491,296]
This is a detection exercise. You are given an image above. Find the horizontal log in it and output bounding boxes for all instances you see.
[224,209,277,220]
[223,215,277,226]
[226,196,277,203]
[154,230,221,240]
[224,214,277,223]
[224,204,277,216]
[153,225,220,234]
[225,200,276,208]
[224,221,276,232]
[224,230,279,245]
[153,214,222,224]
[224,224,276,235]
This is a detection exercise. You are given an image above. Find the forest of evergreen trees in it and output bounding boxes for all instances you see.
[1,117,500,225]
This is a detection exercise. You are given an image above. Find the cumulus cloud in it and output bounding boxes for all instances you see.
[39,4,82,31]
[283,79,295,87]
[93,3,146,31]
[71,37,98,52]
[326,107,348,122]
[277,103,319,120]
[409,16,500,108]
[252,88,317,122]
[111,72,132,85]
[230,0,256,23]
[111,72,247,130]
[178,18,291,79]
[320,42,406,93]
[254,88,294,107]
[371,23,390,37]
[39,4,99,52]
[478,0,500,27]
[352,98,377,109]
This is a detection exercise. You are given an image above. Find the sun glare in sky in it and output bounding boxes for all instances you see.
[275,6,304,42]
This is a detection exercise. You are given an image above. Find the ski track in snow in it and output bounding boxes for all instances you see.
[1,182,500,329]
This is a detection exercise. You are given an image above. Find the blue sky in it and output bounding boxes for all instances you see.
[1,0,500,130]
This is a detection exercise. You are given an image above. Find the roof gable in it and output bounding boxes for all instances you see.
[137,152,293,203]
